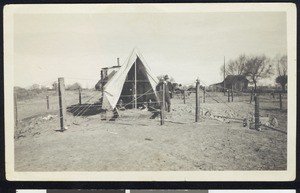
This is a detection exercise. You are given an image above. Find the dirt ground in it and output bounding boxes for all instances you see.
[14,91,287,171]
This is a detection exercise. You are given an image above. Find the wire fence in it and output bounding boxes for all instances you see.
[14,77,287,134]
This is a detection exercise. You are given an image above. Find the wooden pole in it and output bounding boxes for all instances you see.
[14,92,18,127]
[223,56,226,96]
[132,83,135,109]
[203,87,206,103]
[46,95,49,110]
[227,89,230,102]
[231,85,233,102]
[58,77,66,131]
[78,88,82,105]
[134,60,137,109]
[250,88,254,104]
[254,94,260,130]
[195,79,200,122]
[160,83,165,125]
[183,90,186,104]
[279,93,282,110]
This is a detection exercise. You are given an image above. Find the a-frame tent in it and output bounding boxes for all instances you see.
[102,49,159,110]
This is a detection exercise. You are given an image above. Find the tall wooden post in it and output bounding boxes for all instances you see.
[14,92,18,127]
[223,56,226,96]
[183,90,186,104]
[58,77,66,131]
[132,83,135,109]
[279,93,282,110]
[46,95,49,110]
[227,89,230,102]
[195,79,200,122]
[254,94,260,130]
[231,86,233,102]
[78,88,82,105]
[134,60,137,109]
[160,83,165,125]
[250,88,254,104]
[203,87,206,103]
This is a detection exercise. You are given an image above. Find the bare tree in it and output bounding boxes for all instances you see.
[219,54,247,77]
[244,55,273,91]
[52,82,58,91]
[30,84,40,90]
[66,82,82,90]
[276,55,287,76]
[227,54,247,75]
[275,55,287,91]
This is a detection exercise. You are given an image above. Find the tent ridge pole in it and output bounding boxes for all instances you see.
[135,58,137,109]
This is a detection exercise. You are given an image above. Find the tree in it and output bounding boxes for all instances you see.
[244,55,273,91]
[227,54,247,75]
[52,82,58,91]
[276,55,287,76]
[275,55,287,91]
[66,82,82,90]
[276,75,287,91]
[30,84,40,90]
[220,54,247,78]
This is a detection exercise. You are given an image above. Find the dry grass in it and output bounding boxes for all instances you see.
[14,91,287,171]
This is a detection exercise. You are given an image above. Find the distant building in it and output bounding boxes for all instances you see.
[209,75,249,92]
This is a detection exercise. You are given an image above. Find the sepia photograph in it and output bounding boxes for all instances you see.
[4,3,296,181]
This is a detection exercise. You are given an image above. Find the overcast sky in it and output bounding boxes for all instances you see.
[13,11,287,88]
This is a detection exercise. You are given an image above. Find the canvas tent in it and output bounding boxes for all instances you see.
[102,49,159,110]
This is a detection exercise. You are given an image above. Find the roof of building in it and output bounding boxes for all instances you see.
[101,65,121,70]
[210,75,248,86]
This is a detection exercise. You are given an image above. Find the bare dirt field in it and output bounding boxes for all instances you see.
[14,91,287,171]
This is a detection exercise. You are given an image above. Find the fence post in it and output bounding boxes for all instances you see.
[203,87,206,103]
[195,79,200,122]
[160,83,165,125]
[227,89,230,102]
[183,90,186,104]
[46,95,49,110]
[78,88,82,105]
[250,88,254,104]
[254,94,260,131]
[231,89,233,102]
[58,77,66,131]
[14,92,18,127]
[279,93,282,110]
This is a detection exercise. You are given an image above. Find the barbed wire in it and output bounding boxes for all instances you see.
[123,88,160,107]
[72,92,102,116]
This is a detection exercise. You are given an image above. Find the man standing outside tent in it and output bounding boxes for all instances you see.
[164,75,174,99]
[156,76,172,112]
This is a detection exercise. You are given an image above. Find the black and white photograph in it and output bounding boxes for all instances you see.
[4,3,296,181]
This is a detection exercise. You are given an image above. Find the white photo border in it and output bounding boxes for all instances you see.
[4,3,297,181]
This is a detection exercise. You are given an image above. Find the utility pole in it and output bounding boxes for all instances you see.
[134,60,137,109]
[223,56,226,96]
